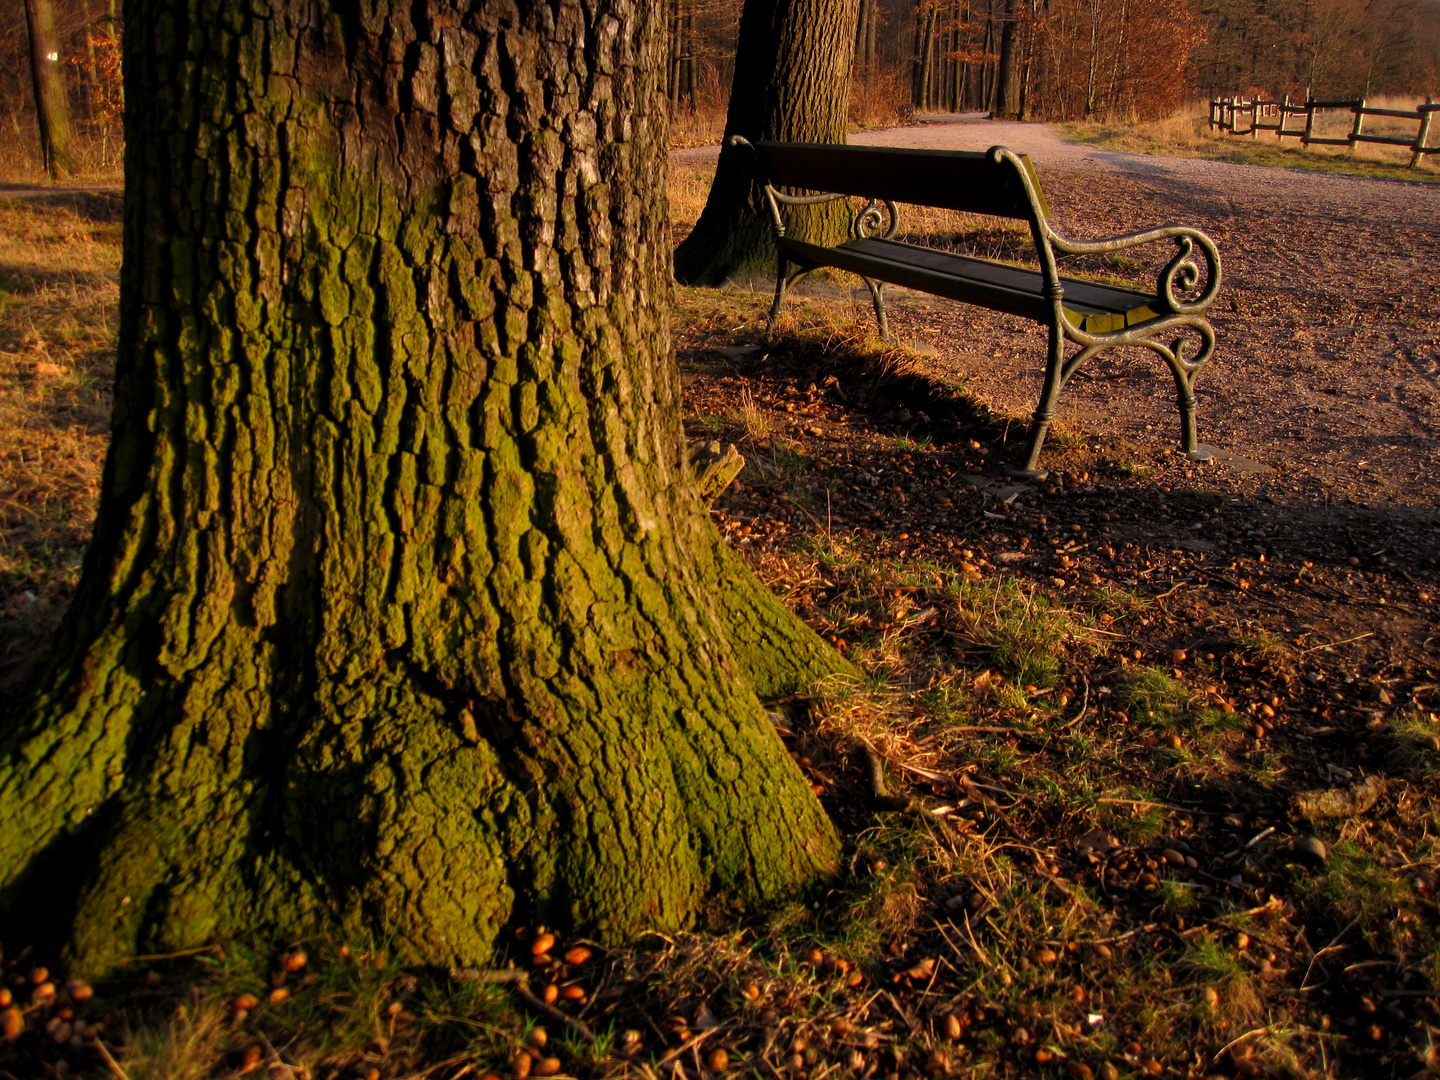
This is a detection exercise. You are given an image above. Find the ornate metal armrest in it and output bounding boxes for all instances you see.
[729,135,899,241]
[1046,225,1222,316]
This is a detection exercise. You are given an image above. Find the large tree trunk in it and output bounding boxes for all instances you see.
[24,0,75,177]
[672,0,861,286]
[0,0,846,979]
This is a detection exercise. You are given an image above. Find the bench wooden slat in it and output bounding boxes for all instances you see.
[754,141,1048,220]
[853,239,1158,320]
[783,237,1160,335]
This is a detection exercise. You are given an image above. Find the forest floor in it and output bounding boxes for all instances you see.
[3,128,1440,1080]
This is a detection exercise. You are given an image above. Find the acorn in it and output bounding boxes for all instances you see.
[529,1027,548,1049]
[68,981,94,1002]
[534,1057,562,1076]
[0,990,10,1008]
[235,993,261,1010]
[268,987,289,1005]
[531,933,556,956]
[739,982,761,1002]
[559,985,585,1000]
[542,984,559,1004]
[284,950,308,972]
[2,1007,24,1042]
[241,1044,263,1073]
[28,966,49,985]
[514,1050,534,1079]
[706,1048,730,1072]
[563,947,591,966]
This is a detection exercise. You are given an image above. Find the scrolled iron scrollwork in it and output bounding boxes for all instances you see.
[851,198,901,241]
[1157,233,1219,315]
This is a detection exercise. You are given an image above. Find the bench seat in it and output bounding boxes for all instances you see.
[780,236,1163,335]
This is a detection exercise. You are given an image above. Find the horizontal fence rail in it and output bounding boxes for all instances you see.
[1209,94,1438,168]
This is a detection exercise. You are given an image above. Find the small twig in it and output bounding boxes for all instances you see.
[93,1040,132,1080]
[1211,1027,1270,1067]
[260,1033,302,1079]
[859,739,914,811]
[1153,579,1191,600]
[1087,923,1159,946]
[119,944,223,964]
[1299,918,1357,991]
[944,725,1033,735]
[1057,673,1090,732]
[1095,797,1195,811]
[1298,632,1374,656]
[656,1024,725,1067]
[451,968,595,1044]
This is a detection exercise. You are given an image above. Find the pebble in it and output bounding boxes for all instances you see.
[1294,836,1328,863]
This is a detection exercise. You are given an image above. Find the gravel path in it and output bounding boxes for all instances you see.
[675,119,1440,515]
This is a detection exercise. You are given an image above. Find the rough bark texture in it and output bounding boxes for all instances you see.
[0,0,846,978]
[671,0,860,286]
[24,0,75,177]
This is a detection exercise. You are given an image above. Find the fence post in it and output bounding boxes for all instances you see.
[1279,95,1289,139]
[1251,98,1260,140]
[1349,97,1366,148]
[1303,95,1316,145]
[1413,96,1435,168]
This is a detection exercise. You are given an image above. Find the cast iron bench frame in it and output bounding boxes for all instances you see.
[734,137,1223,476]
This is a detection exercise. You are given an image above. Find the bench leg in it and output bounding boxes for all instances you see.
[1007,322,1067,479]
[768,253,792,323]
[861,277,891,341]
[1151,321,1216,462]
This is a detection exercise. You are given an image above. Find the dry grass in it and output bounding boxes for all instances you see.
[0,128,126,187]
[1061,97,1440,183]
[0,193,119,703]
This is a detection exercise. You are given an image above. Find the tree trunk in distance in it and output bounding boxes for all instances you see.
[672,0,861,286]
[993,0,1018,116]
[24,0,74,177]
[0,0,847,979]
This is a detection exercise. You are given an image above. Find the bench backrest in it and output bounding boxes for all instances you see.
[750,141,1049,221]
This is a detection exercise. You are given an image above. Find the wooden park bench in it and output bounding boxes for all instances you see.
[733,137,1223,477]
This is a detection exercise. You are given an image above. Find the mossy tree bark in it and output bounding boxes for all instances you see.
[0,0,847,978]
[671,0,860,286]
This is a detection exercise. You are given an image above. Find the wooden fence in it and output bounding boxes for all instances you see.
[1209,95,1438,169]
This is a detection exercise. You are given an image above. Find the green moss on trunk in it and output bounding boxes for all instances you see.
[0,0,846,978]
